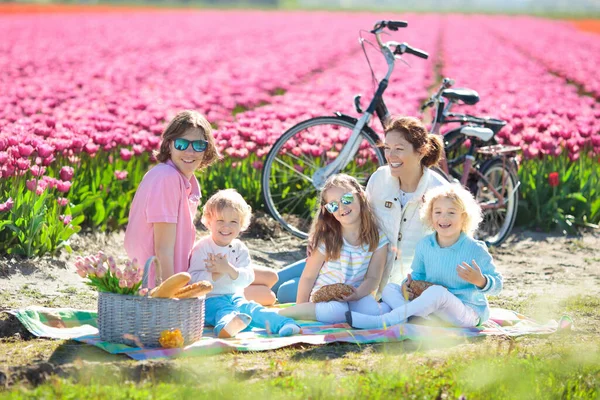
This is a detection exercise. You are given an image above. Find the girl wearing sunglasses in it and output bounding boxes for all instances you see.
[277,174,390,323]
[125,110,219,287]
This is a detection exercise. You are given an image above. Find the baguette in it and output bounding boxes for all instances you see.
[174,281,213,299]
[151,272,191,298]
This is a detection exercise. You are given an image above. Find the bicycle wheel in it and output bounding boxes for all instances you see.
[262,116,386,239]
[474,158,519,246]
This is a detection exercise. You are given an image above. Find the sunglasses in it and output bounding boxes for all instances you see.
[324,192,355,213]
[173,138,208,152]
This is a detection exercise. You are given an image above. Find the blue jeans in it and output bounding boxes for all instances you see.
[272,259,306,303]
[205,293,295,336]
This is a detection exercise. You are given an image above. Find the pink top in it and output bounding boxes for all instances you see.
[124,160,201,288]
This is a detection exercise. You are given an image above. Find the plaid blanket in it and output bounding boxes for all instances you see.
[9,306,563,361]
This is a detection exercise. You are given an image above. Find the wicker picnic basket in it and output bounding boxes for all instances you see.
[97,257,205,348]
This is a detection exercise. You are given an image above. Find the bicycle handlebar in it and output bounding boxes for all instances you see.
[387,20,409,30]
[394,42,429,59]
[420,99,434,112]
[370,20,408,34]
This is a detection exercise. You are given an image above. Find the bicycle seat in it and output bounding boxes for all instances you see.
[460,126,494,142]
[442,88,480,105]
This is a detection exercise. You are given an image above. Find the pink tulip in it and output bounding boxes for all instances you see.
[96,266,107,278]
[37,144,54,158]
[26,179,37,192]
[0,198,14,212]
[107,256,117,273]
[30,165,46,177]
[119,279,128,288]
[114,170,128,180]
[15,158,30,171]
[84,143,99,155]
[97,251,108,262]
[59,215,73,225]
[41,155,55,167]
[18,144,34,157]
[56,197,69,207]
[56,180,72,193]
[59,166,74,181]
[120,148,133,161]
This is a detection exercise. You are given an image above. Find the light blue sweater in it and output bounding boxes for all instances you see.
[410,232,503,322]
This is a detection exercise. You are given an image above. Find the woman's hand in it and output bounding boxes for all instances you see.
[457,260,487,288]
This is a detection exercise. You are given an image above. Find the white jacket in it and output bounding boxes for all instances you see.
[366,166,447,295]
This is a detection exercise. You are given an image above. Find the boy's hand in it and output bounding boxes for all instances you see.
[457,260,487,288]
[205,254,236,279]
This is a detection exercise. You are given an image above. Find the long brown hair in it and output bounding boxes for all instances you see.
[155,110,220,169]
[384,116,443,168]
[309,174,380,261]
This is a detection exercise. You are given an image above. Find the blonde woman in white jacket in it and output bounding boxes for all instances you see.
[274,116,447,302]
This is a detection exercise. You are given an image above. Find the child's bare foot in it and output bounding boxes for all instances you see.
[218,314,251,338]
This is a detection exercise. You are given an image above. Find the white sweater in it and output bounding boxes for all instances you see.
[366,166,447,295]
[188,236,255,297]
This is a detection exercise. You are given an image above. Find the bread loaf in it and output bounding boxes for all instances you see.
[174,281,213,299]
[151,272,191,298]
[312,283,354,303]
[408,280,438,298]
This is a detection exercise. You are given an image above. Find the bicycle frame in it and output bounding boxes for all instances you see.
[311,34,396,189]
[311,21,427,190]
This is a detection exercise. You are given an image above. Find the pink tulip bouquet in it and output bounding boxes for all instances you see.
[75,251,147,296]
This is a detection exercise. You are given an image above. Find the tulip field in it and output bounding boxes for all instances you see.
[0,9,599,256]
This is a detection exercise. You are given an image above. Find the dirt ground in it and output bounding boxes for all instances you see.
[0,215,599,387]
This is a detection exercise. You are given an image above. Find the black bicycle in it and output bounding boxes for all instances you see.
[422,78,520,246]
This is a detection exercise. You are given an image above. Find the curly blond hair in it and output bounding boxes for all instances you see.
[201,189,252,231]
[420,184,483,237]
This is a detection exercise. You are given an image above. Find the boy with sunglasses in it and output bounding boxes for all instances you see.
[125,110,219,286]
[277,174,390,323]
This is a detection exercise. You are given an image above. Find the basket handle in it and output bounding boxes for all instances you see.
[141,256,163,289]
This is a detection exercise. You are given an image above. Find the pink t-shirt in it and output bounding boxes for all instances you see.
[124,160,201,288]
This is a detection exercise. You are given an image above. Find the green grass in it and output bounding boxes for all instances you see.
[1,338,598,399]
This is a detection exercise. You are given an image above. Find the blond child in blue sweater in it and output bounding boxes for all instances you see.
[347,184,503,329]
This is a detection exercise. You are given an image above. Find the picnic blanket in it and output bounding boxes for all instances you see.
[9,306,565,361]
